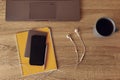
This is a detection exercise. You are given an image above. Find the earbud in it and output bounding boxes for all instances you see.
[66,34,71,39]
[66,34,75,46]
[74,28,79,33]
[74,28,80,37]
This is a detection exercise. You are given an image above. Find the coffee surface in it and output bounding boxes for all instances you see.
[96,18,114,36]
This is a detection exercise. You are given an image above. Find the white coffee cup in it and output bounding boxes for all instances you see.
[93,17,116,37]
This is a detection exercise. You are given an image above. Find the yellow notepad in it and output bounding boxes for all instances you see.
[16,27,57,76]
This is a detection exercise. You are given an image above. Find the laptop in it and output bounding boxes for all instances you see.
[6,0,80,21]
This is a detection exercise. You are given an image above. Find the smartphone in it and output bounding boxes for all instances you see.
[25,30,47,57]
[29,35,47,66]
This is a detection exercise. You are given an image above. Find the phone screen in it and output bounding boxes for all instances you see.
[25,30,47,57]
[29,35,46,66]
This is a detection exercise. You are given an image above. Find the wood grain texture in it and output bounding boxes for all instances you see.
[0,0,120,80]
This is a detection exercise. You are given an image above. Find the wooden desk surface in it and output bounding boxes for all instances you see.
[1,0,120,80]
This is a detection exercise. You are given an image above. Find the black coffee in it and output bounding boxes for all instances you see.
[96,18,114,36]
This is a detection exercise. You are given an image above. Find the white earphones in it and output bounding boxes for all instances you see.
[66,28,86,64]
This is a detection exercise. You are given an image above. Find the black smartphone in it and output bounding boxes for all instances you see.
[25,30,47,57]
[29,35,47,66]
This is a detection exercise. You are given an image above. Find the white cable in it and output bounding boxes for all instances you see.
[74,28,86,64]
[66,34,79,63]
